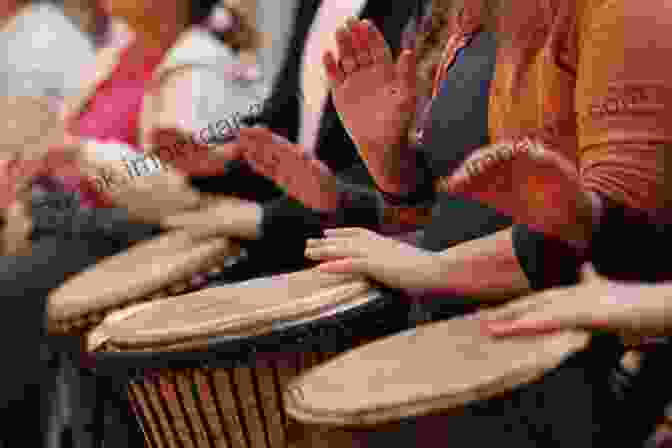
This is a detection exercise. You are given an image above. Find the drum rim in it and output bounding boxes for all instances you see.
[282,322,591,427]
[87,287,410,373]
[47,231,233,324]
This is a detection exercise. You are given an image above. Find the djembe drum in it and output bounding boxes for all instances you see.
[85,268,411,448]
[284,316,626,447]
[48,230,236,336]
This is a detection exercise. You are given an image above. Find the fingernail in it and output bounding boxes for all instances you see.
[481,321,516,336]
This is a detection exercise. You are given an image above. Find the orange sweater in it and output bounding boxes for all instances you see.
[488,0,672,214]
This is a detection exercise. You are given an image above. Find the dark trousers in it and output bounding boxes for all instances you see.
[0,209,156,448]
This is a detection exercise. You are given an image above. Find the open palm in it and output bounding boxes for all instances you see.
[440,138,594,247]
[325,19,417,193]
[238,127,341,211]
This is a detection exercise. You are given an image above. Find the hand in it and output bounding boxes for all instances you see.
[440,138,594,246]
[149,127,243,177]
[305,227,440,289]
[105,169,203,224]
[0,190,32,255]
[238,127,341,211]
[325,19,418,193]
[161,196,263,240]
[480,265,672,337]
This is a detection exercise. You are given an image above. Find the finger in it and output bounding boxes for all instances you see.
[211,141,243,160]
[363,19,393,65]
[396,49,417,91]
[306,238,328,248]
[344,16,358,30]
[483,317,567,338]
[304,244,363,261]
[436,169,468,194]
[323,227,369,238]
[315,258,366,274]
[238,126,274,142]
[306,236,355,249]
[335,25,358,74]
[351,20,374,67]
[478,294,552,322]
[323,51,346,87]
[485,300,595,338]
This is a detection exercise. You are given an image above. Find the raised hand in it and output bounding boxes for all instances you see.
[149,127,243,177]
[305,227,440,290]
[238,127,341,211]
[480,264,672,338]
[325,19,418,193]
[439,137,595,247]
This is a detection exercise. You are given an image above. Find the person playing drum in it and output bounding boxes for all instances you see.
[0,0,261,446]
[292,0,672,446]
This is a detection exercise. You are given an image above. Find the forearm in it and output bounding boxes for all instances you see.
[419,227,531,301]
[357,139,429,193]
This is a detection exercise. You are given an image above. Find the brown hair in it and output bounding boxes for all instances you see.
[415,0,458,100]
[408,0,463,143]
[216,0,261,52]
[216,5,261,52]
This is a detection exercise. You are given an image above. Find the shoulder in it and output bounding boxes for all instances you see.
[20,3,94,53]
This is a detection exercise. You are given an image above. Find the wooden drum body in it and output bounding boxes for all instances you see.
[86,268,411,448]
[48,230,236,336]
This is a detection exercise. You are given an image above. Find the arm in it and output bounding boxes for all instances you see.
[308,225,531,301]
[445,0,672,288]
[427,227,531,301]
[511,0,672,287]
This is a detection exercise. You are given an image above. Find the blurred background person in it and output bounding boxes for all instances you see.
[0,0,263,447]
[0,0,95,99]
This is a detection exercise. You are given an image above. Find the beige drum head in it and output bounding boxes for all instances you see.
[284,316,590,427]
[48,230,234,332]
[87,268,374,352]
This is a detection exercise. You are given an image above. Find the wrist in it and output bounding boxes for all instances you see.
[561,189,596,250]
[358,139,420,193]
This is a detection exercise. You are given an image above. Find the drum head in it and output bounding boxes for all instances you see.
[47,231,233,325]
[88,268,378,353]
[284,316,590,427]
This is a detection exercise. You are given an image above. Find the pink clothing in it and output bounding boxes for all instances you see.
[63,43,163,207]
[72,43,163,148]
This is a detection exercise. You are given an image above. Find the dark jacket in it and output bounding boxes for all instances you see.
[190,0,422,278]
[250,0,418,173]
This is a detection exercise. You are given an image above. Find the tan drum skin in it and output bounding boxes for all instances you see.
[284,316,590,427]
[86,268,397,448]
[48,230,236,335]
